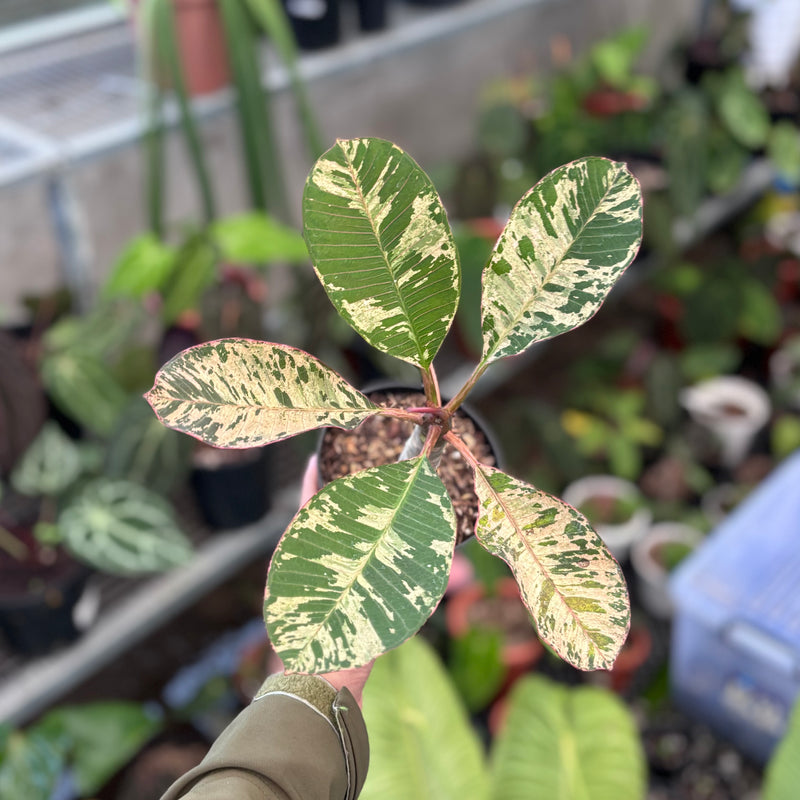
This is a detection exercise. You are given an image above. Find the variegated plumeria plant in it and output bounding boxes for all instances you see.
[146,137,643,674]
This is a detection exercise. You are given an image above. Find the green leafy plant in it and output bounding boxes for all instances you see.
[466,27,658,212]
[2,422,192,576]
[138,0,322,234]
[147,137,643,673]
[0,701,163,800]
[763,693,800,800]
[560,388,663,480]
[359,635,646,800]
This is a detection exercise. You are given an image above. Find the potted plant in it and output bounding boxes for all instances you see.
[103,212,311,529]
[679,374,772,469]
[445,575,544,709]
[560,475,652,561]
[0,421,193,656]
[559,387,663,481]
[630,521,703,619]
[147,137,643,675]
[358,635,646,800]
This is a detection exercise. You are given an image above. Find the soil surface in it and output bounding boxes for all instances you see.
[318,389,497,545]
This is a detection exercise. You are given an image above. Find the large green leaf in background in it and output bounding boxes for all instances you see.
[34,702,163,796]
[212,212,309,264]
[146,338,377,447]
[360,636,490,800]
[491,675,646,800]
[481,157,642,364]
[265,458,456,672]
[40,350,128,439]
[764,696,800,800]
[474,466,629,670]
[303,137,460,368]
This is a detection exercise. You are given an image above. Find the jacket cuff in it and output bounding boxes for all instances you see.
[254,674,369,800]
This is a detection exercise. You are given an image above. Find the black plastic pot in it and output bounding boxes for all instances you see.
[355,0,388,32]
[282,0,340,50]
[0,551,92,657]
[190,446,271,530]
[400,0,463,6]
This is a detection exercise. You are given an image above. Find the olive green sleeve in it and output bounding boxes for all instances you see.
[160,674,369,800]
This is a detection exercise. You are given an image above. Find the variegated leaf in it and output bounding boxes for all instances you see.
[481,157,642,364]
[474,466,630,670]
[146,338,377,447]
[59,479,192,575]
[264,457,457,672]
[303,137,460,368]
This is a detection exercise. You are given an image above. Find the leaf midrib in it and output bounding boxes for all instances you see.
[483,167,625,364]
[477,467,609,659]
[339,145,428,366]
[293,457,430,666]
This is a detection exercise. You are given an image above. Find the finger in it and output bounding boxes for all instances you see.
[299,454,321,506]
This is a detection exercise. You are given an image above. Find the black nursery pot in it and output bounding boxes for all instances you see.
[282,0,340,50]
[191,446,271,531]
[0,542,91,657]
[355,0,388,32]
[400,0,463,6]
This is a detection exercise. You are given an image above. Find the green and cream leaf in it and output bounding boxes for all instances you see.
[481,157,642,364]
[303,137,460,368]
[146,338,377,447]
[474,466,630,670]
[264,458,457,673]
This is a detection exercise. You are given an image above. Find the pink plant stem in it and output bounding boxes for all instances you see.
[444,430,481,469]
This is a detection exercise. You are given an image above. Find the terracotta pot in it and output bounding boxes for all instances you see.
[173,0,230,95]
[132,0,230,96]
[602,621,653,694]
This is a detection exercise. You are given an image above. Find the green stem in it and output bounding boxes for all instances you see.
[444,361,489,414]
[157,0,216,225]
[421,365,441,407]
[140,0,165,237]
[0,525,27,561]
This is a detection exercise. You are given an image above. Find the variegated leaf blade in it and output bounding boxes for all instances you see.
[264,457,457,672]
[474,466,630,670]
[481,157,642,364]
[303,137,460,368]
[59,479,193,576]
[146,338,377,447]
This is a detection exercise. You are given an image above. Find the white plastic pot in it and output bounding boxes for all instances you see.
[679,376,771,469]
[631,522,703,619]
[561,475,652,561]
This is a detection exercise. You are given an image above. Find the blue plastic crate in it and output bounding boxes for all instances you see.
[669,449,800,763]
